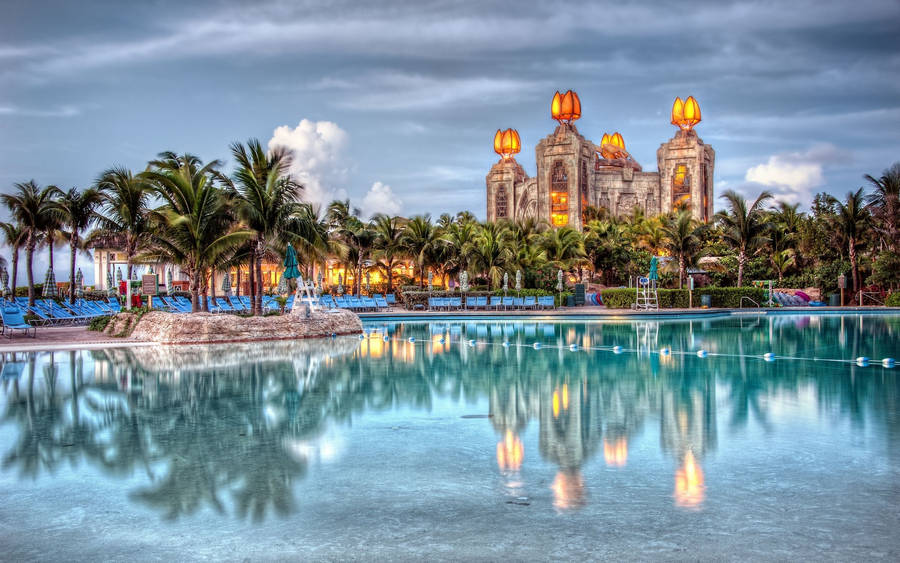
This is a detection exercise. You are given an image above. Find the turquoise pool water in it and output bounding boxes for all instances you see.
[0,313,898,560]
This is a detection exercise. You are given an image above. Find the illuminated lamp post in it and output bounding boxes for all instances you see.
[671,96,702,131]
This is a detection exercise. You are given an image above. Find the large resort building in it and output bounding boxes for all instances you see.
[486,91,715,228]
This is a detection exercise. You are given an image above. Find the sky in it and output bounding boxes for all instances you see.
[1,0,899,282]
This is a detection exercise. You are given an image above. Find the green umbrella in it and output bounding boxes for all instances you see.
[43,267,58,298]
[107,269,115,297]
[649,256,659,281]
[283,243,300,279]
[75,269,84,299]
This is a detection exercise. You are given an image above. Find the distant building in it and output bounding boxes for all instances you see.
[486,91,715,228]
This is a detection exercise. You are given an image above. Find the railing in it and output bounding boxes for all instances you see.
[860,291,885,306]
[740,296,761,308]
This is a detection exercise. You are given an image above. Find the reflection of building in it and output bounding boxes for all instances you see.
[486,92,715,227]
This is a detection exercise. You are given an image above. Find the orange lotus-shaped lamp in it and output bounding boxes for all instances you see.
[551,90,581,124]
[671,96,701,131]
[493,128,521,159]
[599,132,628,160]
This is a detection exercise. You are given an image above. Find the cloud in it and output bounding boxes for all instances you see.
[0,245,96,286]
[268,119,351,207]
[360,181,402,219]
[744,143,843,204]
[0,105,81,118]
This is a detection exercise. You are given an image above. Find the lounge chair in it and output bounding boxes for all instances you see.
[385,293,397,304]
[0,305,36,338]
[512,297,524,310]
[107,297,122,312]
[475,296,488,309]
[501,297,514,310]
[523,296,537,310]
[361,297,377,311]
[374,296,389,309]
[449,297,462,310]
[465,296,479,310]
[216,297,235,313]
[538,296,556,309]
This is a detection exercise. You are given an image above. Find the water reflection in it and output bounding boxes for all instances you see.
[0,314,898,520]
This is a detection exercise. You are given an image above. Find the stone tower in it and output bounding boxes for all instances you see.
[657,130,715,221]
[534,123,596,231]
[486,158,528,222]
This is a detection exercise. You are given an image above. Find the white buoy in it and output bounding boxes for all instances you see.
[612,345,623,354]
[383,334,390,341]
[660,347,670,356]
[502,341,510,348]
[569,344,579,351]
[763,352,776,362]
[358,333,365,340]
[856,356,869,367]
[533,342,542,350]
[883,358,895,368]
[467,339,476,347]
[331,332,336,338]
[438,337,445,343]
[697,350,708,358]
[408,336,416,343]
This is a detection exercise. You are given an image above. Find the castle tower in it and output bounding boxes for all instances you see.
[486,128,528,222]
[657,96,715,222]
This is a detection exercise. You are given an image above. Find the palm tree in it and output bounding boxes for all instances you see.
[40,186,66,286]
[442,219,478,278]
[52,187,102,303]
[827,188,870,294]
[716,190,773,287]
[228,139,305,314]
[770,249,795,284]
[584,219,630,285]
[327,200,375,295]
[1,181,58,305]
[540,226,585,270]
[471,221,511,289]
[661,211,705,288]
[94,167,153,284]
[145,152,253,312]
[0,221,25,293]
[865,163,900,252]
[400,215,439,288]
[371,214,405,293]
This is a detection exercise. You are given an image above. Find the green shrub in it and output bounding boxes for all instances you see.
[886,293,900,307]
[88,315,112,332]
[600,286,766,309]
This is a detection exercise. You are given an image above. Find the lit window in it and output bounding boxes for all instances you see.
[550,161,569,227]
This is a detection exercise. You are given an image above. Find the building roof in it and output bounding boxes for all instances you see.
[86,232,127,249]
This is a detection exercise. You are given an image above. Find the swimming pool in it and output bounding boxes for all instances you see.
[0,313,897,559]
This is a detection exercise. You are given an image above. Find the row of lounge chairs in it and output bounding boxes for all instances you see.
[319,294,395,311]
[156,295,294,314]
[1,296,122,326]
[428,296,555,311]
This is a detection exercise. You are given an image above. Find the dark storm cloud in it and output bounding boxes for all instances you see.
[1,0,898,222]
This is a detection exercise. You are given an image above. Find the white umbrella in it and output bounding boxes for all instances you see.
[427,271,433,291]
[222,271,232,296]
[556,269,564,292]
[502,272,508,294]
[166,269,174,296]
[515,270,522,292]
[74,268,84,299]
[460,270,469,293]
[276,274,288,295]
[337,274,344,295]
[365,271,371,295]
[0,265,9,297]
[107,269,116,297]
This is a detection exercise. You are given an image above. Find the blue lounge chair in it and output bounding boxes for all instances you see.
[107,297,122,312]
[1,305,36,338]
[385,293,397,304]
[523,296,537,310]
[489,296,502,310]
[538,296,555,309]
[501,297,514,310]
[374,296,389,309]
[335,296,349,309]
[449,297,462,310]
[361,297,377,311]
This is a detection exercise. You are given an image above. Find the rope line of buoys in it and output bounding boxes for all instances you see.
[356,331,896,368]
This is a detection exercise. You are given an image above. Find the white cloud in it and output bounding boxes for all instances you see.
[268,119,350,207]
[360,181,402,219]
[0,245,95,286]
[744,143,843,204]
[0,105,81,117]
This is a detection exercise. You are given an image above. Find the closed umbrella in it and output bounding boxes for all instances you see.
[503,272,508,294]
[460,270,469,293]
[222,271,232,296]
[116,267,123,284]
[107,269,115,297]
[427,271,433,291]
[75,269,84,299]
[337,274,344,295]
[515,269,522,293]
[557,269,564,292]
[649,256,659,286]
[0,264,9,297]
[43,267,58,298]
[365,271,371,295]
[276,273,288,295]
[166,269,174,296]
[317,270,323,296]
[283,243,300,279]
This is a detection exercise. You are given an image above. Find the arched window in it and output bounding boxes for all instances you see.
[550,161,569,227]
[672,163,691,210]
[495,185,508,218]
[580,160,589,218]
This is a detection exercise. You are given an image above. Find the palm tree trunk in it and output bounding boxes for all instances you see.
[248,256,257,316]
[236,267,241,298]
[387,259,394,293]
[69,238,77,304]
[11,248,18,296]
[26,237,35,306]
[201,269,209,312]
[737,250,746,287]
[849,236,859,294]
[356,255,363,296]
[190,271,200,313]
[255,247,265,315]
[210,270,217,305]
[679,255,685,289]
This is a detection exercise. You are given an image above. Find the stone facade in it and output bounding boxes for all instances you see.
[486,117,715,227]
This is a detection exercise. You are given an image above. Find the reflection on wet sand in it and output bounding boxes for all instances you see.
[0,314,897,520]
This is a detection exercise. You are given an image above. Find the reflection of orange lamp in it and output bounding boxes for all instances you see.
[496,430,524,472]
[674,451,705,508]
[552,384,569,418]
[603,438,628,467]
[551,470,586,510]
